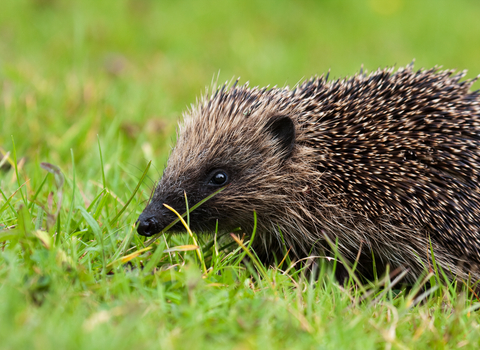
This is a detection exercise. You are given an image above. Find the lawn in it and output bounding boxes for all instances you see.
[2,0,480,349]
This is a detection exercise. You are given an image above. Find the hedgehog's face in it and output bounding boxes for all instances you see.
[136,113,296,237]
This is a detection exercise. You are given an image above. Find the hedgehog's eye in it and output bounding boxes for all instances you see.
[209,171,228,186]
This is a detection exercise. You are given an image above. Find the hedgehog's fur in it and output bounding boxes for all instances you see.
[137,65,480,283]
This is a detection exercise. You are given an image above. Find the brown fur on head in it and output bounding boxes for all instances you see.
[138,66,480,283]
[138,84,317,253]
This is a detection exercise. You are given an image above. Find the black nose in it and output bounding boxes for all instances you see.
[136,214,161,237]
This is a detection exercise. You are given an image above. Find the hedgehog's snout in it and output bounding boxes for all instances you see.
[136,212,162,237]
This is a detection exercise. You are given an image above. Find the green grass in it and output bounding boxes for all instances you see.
[2,0,480,349]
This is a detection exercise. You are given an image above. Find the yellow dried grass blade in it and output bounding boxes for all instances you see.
[164,244,199,253]
[106,247,153,268]
[163,203,207,274]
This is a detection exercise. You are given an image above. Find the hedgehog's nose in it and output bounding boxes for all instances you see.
[136,213,161,237]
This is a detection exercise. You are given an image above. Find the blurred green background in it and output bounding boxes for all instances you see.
[1,0,480,174]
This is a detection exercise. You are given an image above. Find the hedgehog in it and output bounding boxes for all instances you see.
[137,65,480,283]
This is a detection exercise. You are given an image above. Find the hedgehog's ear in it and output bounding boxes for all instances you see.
[265,116,295,160]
